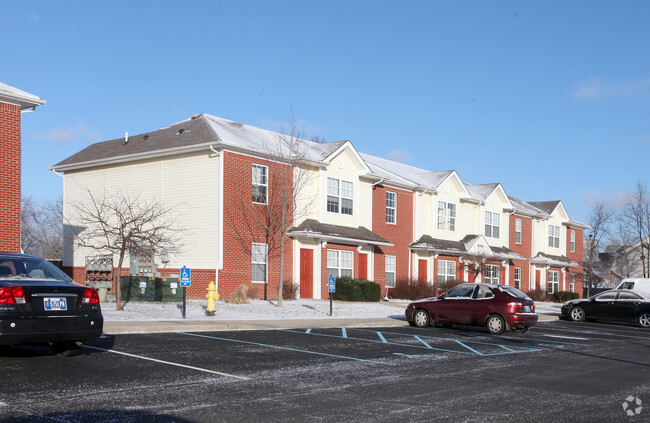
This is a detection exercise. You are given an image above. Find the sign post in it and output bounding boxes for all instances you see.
[328,276,336,316]
[180,267,191,319]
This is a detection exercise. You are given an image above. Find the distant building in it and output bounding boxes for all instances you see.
[0,82,45,252]
[52,114,589,299]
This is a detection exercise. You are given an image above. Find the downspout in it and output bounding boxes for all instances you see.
[210,145,224,292]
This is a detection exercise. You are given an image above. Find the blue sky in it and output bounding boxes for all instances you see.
[3,1,650,227]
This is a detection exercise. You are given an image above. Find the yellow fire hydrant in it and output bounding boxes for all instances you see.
[206,281,219,316]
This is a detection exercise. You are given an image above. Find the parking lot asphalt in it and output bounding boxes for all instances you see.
[103,307,560,334]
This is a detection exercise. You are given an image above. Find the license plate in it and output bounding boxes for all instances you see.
[44,297,67,311]
[523,305,531,312]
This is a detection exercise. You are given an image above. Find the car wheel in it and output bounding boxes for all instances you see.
[638,312,650,328]
[569,306,585,322]
[50,341,83,357]
[412,309,431,328]
[486,314,505,335]
[512,327,528,334]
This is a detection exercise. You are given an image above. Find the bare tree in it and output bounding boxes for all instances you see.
[583,201,614,295]
[460,253,492,283]
[68,189,185,310]
[620,180,650,277]
[233,114,316,306]
[21,196,63,259]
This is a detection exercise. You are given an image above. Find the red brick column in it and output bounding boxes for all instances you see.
[0,102,21,252]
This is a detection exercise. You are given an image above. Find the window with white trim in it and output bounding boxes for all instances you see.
[569,274,575,292]
[385,255,396,287]
[485,264,500,284]
[251,243,267,283]
[252,164,268,204]
[437,201,456,231]
[437,260,456,283]
[549,225,560,248]
[514,267,521,290]
[485,211,500,238]
[515,218,522,244]
[548,270,559,293]
[570,230,575,253]
[327,177,353,215]
[327,250,353,278]
[386,192,396,224]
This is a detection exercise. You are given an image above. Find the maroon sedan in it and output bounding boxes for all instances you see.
[405,283,538,334]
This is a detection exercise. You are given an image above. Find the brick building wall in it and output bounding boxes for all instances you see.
[509,214,533,293]
[219,151,293,300]
[371,185,413,294]
[0,102,21,252]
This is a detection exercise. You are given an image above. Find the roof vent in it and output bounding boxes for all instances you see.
[143,134,149,141]
[177,128,185,135]
[124,132,128,144]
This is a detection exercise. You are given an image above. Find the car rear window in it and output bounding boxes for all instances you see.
[499,286,531,300]
[0,256,72,282]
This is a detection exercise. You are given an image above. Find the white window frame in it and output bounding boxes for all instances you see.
[327,177,353,215]
[549,225,560,248]
[548,270,560,294]
[437,259,456,283]
[437,201,456,231]
[252,164,268,204]
[327,250,353,278]
[515,218,522,244]
[386,191,396,224]
[570,230,575,253]
[569,274,575,292]
[514,267,521,290]
[485,264,500,284]
[251,243,268,283]
[385,255,396,287]
[485,211,500,239]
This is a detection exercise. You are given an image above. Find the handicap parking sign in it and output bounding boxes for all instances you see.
[328,276,336,293]
[180,267,191,287]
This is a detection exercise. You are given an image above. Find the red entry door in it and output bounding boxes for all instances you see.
[359,254,368,280]
[300,249,313,298]
[418,259,427,282]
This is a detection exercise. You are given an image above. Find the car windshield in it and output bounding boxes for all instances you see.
[0,256,72,282]
[499,286,531,300]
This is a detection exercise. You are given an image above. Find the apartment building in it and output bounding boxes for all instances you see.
[52,114,587,299]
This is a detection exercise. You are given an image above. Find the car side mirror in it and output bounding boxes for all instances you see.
[438,293,446,300]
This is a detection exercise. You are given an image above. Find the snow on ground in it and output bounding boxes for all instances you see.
[100,298,562,322]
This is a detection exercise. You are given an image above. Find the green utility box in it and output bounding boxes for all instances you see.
[120,276,182,303]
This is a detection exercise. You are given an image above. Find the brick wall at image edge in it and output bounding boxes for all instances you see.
[0,102,21,252]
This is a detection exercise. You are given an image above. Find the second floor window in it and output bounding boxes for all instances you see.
[327,177,353,215]
[252,164,268,204]
[570,230,575,252]
[515,218,522,244]
[485,211,500,238]
[437,201,456,231]
[386,192,396,224]
[549,225,560,248]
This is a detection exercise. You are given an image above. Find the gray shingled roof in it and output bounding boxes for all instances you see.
[528,200,561,215]
[410,235,524,260]
[288,219,392,246]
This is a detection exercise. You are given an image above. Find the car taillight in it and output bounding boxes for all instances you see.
[82,288,100,304]
[507,302,524,309]
[0,286,26,304]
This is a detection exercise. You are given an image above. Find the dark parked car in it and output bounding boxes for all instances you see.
[0,252,103,354]
[561,289,650,328]
[405,283,538,335]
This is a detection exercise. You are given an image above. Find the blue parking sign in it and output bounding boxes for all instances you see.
[328,276,335,293]
[180,267,191,287]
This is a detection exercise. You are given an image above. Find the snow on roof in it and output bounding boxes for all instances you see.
[360,152,453,190]
[464,183,499,201]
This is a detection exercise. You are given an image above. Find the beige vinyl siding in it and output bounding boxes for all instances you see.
[63,151,220,269]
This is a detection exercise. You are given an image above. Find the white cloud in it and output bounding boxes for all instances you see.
[35,121,101,144]
[581,190,628,209]
[574,76,650,100]
[387,149,412,164]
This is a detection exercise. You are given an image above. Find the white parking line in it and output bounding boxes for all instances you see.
[84,345,250,380]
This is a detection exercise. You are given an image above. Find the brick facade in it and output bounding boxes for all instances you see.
[0,102,21,252]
